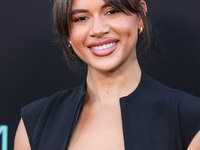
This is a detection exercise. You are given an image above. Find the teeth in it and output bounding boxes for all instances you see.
[91,42,116,50]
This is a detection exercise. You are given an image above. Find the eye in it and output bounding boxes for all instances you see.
[73,16,89,22]
[106,9,120,15]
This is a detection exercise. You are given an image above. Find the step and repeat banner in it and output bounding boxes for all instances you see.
[1,0,200,149]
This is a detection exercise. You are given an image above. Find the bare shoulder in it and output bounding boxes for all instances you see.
[188,130,200,150]
[14,118,31,150]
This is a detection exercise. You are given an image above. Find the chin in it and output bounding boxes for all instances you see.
[88,62,124,74]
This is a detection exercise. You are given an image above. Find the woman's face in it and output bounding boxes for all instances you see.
[70,0,144,72]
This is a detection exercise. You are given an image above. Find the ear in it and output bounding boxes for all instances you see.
[138,0,147,28]
[140,0,147,14]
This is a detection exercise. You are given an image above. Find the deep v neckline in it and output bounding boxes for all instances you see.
[64,73,144,150]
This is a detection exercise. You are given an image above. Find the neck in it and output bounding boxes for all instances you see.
[86,59,142,104]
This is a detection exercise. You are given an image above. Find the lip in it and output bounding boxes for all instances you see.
[87,38,118,57]
[87,38,118,47]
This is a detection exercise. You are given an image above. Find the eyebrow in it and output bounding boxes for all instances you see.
[71,9,89,15]
[71,3,111,15]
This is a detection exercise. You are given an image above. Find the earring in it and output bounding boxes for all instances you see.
[139,26,144,34]
[68,40,72,47]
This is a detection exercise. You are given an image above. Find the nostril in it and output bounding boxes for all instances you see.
[90,19,110,37]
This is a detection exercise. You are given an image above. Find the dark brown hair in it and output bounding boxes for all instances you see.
[53,0,153,69]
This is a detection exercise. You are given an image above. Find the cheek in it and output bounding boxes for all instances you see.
[70,24,89,45]
[123,19,138,36]
[69,26,90,62]
[70,27,87,54]
[111,17,138,38]
[70,27,82,46]
[117,22,138,48]
[114,17,139,53]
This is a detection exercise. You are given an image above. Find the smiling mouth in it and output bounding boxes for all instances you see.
[91,42,117,50]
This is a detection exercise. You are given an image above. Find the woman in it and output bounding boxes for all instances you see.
[14,0,200,149]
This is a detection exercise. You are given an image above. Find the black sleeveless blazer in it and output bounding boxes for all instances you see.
[21,73,200,150]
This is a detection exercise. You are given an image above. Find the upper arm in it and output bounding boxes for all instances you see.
[187,130,200,150]
[14,118,31,150]
[178,93,200,149]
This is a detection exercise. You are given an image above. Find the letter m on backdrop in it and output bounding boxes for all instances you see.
[0,125,8,150]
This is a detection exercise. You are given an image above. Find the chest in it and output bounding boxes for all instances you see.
[34,97,182,150]
[67,103,125,150]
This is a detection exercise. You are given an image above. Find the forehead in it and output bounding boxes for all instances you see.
[72,0,105,9]
[71,0,130,16]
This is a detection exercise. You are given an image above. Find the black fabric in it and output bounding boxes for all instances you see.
[21,73,200,150]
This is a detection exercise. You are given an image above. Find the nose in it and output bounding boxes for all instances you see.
[89,16,109,38]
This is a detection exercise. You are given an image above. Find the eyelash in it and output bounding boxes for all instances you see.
[73,16,88,22]
[106,9,121,15]
[72,9,121,22]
